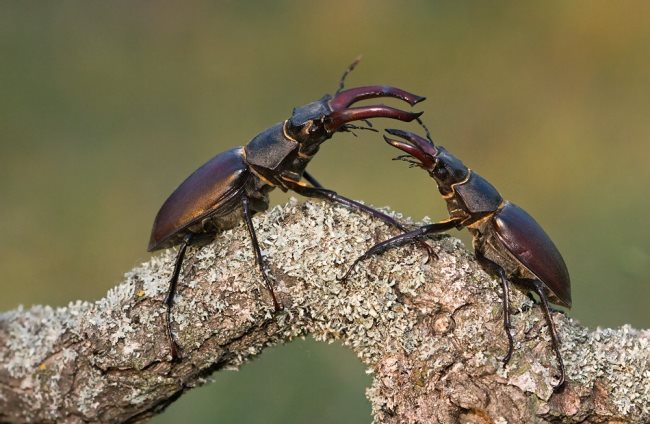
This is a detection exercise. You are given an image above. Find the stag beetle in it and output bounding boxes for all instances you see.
[149,66,429,360]
[341,128,571,389]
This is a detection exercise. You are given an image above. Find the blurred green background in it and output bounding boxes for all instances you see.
[1,1,648,422]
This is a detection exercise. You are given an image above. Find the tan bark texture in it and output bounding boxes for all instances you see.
[1,200,648,423]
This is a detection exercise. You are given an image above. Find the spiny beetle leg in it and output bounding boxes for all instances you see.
[302,171,323,189]
[497,268,514,364]
[339,220,459,281]
[286,182,435,264]
[475,253,515,365]
[164,233,192,361]
[242,197,282,312]
[531,280,566,389]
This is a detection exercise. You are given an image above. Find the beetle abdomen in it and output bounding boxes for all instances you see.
[148,147,251,251]
[492,202,571,307]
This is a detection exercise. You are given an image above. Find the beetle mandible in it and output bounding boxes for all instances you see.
[149,66,430,360]
[341,128,571,389]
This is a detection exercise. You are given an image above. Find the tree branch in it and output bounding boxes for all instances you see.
[1,200,647,423]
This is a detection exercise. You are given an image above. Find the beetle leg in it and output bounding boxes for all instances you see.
[474,253,515,365]
[339,220,459,281]
[302,171,323,189]
[164,233,192,361]
[286,181,437,262]
[242,197,282,312]
[531,280,566,389]
[498,268,515,363]
[495,268,515,364]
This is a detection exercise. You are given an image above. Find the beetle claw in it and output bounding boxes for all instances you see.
[501,330,514,365]
[419,241,437,263]
[553,372,566,390]
[167,330,182,362]
[337,262,359,283]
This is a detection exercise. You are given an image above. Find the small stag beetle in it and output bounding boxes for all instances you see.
[149,67,429,360]
[342,128,571,389]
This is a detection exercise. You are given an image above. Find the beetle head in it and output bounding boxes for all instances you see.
[284,86,425,156]
[385,129,469,195]
[284,96,336,155]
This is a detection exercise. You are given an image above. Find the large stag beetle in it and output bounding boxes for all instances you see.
[149,65,429,359]
[342,128,571,389]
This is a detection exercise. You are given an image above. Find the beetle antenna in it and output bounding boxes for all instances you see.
[416,117,434,143]
[336,55,363,95]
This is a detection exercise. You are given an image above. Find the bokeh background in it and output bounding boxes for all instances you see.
[2,1,648,422]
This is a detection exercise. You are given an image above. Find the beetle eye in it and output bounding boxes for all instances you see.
[433,165,449,180]
[307,121,319,134]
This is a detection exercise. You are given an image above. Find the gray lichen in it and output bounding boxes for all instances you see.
[0,199,648,423]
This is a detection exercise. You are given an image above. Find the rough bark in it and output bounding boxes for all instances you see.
[0,199,647,423]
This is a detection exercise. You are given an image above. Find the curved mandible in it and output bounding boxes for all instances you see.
[329,85,425,111]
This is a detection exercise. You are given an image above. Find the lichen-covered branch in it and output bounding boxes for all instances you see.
[0,200,648,423]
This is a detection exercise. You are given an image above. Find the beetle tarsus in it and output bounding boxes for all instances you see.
[339,220,457,282]
[533,281,566,389]
[164,234,192,361]
[421,243,437,264]
[242,197,283,312]
[338,253,369,282]
[497,268,515,365]
[285,183,436,276]
[474,253,515,365]
[167,331,181,362]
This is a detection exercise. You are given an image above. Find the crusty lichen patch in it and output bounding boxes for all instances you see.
[557,324,649,419]
[1,199,648,423]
